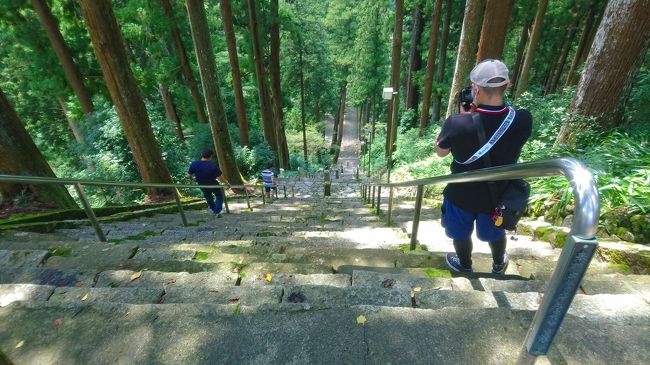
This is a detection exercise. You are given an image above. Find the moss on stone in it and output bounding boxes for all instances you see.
[48,246,72,257]
[425,268,452,278]
[194,251,209,261]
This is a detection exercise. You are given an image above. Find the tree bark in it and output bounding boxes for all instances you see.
[476,0,515,61]
[511,14,533,95]
[385,0,404,158]
[158,83,185,142]
[547,15,579,94]
[299,44,308,163]
[219,0,249,147]
[445,0,485,118]
[433,0,452,123]
[330,83,346,157]
[557,0,650,143]
[419,0,442,137]
[159,0,208,124]
[565,5,597,87]
[32,0,94,115]
[185,0,244,185]
[79,0,174,199]
[269,0,289,170]
[0,88,78,208]
[405,3,424,116]
[247,0,278,153]
[514,0,549,99]
[57,98,84,144]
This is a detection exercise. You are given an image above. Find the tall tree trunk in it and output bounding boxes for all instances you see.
[158,83,185,142]
[79,0,174,199]
[185,0,244,185]
[405,3,424,116]
[514,0,549,99]
[219,0,249,147]
[511,14,534,95]
[269,0,289,170]
[32,0,94,115]
[330,84,345,156]
[565,5,597,87]
[547,16,579,94]
[299,44,308,163]
[419,0,443,137]
[160,0,208,124]
[557,0,650,143]
[247,0,278,153]
[0,88,77,208]
[433,0,452,123]
[385,0,404,158]
[57,98,84,144]
[476,0,515,61]
[446,0,485,118]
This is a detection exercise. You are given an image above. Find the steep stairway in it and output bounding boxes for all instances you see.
[0,174,649,364]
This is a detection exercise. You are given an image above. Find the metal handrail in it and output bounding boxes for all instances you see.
[360,158,600,364]
[0,174,288,242]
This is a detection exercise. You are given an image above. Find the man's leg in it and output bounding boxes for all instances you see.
[214,188,223,214]
[442,199,475,271]
[477,215,508,273]
[201,188,216,212]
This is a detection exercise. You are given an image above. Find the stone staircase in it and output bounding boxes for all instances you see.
[0,174,649,364]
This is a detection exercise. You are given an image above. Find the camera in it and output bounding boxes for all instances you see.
[458,86,473,112]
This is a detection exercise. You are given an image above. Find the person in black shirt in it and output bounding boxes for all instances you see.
[187,149,230,216]
[436,59,532,274]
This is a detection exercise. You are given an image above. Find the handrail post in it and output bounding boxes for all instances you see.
[283,185,287,198]
[324,170,331,197]
[410,185,424,250]
[222,187,230,213]
[73,183,106,242]
[376,186,381,215]
[387,187,394,225]
[172,188,188,226]
[291,185,295,198]
[245,187,251,210]
[371,186,375,208]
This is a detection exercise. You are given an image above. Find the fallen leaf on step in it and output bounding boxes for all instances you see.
[265,273,273,283]
[413,287,422,293]
[165,278,176,285]
[229,296,241,302]
[356,315,367,325]
[208,288,219,293]
[15,340,24,349]
[53,318,64,328]
[81,293,89,301]
[130,271,142,281]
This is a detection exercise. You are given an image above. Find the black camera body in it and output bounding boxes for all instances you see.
[458,86,473,112]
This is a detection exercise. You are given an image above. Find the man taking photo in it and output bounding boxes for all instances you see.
[435,59,532,274]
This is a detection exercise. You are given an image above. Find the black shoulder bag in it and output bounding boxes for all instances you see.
[472,112,530,231]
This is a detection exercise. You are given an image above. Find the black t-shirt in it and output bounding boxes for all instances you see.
[437,104,532,214]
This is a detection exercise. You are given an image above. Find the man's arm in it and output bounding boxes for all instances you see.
[435,136,450,157]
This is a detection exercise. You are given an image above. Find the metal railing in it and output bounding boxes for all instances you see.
[360,158,600,364]
[0,174,289,243]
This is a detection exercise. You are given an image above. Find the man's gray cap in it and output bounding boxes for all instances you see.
[470,59,510,87]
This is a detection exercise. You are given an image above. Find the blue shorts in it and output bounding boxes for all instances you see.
[441,199,505,241]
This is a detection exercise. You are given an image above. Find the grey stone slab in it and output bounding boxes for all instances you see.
[49,287,163,304]
[243,262,333,275]
[131,248,195,261]
[282,285,412,308]
[0,250,49,269]
[168,271,238,289]
[43,244,138,271]
[0,268,97,287]
[0,284,55,306]
[240,273,351,287]
[568,293,650,317]
[164,286,282,305]
[351,269,473,290]
[415,290,499,310]
[477,278,547,293]
[115,259,234,274]
[95,270,187,289]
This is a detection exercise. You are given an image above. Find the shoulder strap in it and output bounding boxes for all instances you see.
[473,113,500,208]
[454,106,515,165]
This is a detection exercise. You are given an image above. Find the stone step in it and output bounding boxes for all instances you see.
[1,302,647,364]
[41,244,138,271]
[163,286,282,306]
[239,273,351,287]
[0,249,49,269]
[95,270,236,289]
[0,268,98,287]
[0,284,55,307]
[48,287,163,305]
